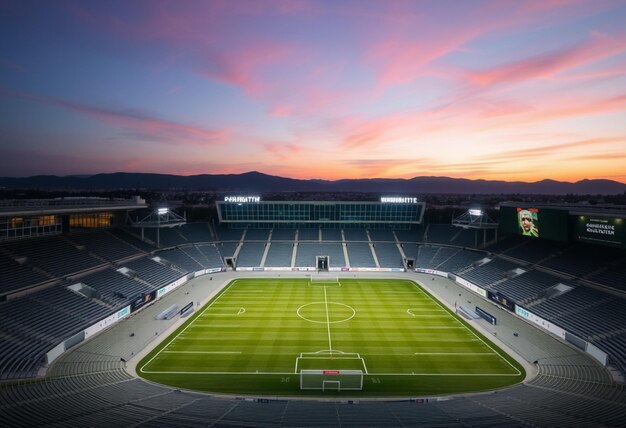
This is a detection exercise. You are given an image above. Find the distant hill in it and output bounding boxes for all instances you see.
[0,172,624,194]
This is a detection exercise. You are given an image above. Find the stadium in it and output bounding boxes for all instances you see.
[1,195,625,427]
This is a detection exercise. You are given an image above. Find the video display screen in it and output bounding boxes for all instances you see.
[516,208,539,238]
[499,206,568,242]
[574,215,625,248]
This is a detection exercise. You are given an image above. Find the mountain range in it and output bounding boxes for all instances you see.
[0,172,624,195]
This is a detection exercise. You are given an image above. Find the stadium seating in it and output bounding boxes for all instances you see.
[122,257,186,289]
[504,237,568,264]
[235,242,265,267]
[177,223,212,243]
[367,229,395,242]
[346,242,376,267]
[0,252,50,295]
[426,224,458,244]
[66,230,141,261]
[320,228,342,241]
[108,229,156,253]
[487,269,566,304]
[539,243,623,278]
[270,228,296,241]
[343,228,368,241]
[215,226,243,241]
[587,259,626,291]
[195,244,225,269]
[264,242,294,267]
[459,258,519,287]
[437,248,485,272]
[297,228,319,241]
[372,243,403,268]
[78,269,152,306]
[158,248,204,272]
[4,235,103,277]
[142,227,187,248]
[244,228,270,241]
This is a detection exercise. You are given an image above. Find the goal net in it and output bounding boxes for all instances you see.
[300,370,363,391]
[309,274,340,286]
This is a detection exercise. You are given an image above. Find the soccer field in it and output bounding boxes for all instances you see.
[138,278,524,396]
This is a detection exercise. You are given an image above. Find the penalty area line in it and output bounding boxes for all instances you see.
[162,351,242,354]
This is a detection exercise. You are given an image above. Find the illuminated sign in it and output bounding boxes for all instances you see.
[224,196,261,203]
[157,208,168,214]
[116,306,130,319]
[574,216,624,248]
[469,209,482,216]
[380,197,418,203]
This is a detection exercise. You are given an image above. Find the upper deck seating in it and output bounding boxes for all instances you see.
[5,236,103,277]
[68,230,140,261]
[122,258,185,289]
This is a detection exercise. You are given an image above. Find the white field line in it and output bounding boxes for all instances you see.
[410,326,467,329]
[324,286,332,354]
[296,356,364,360]
[139,279,240,374]
[413,352,496,355]
[141,370,520,377]
[162,351,242,354]
[188,324,241,328]
[293,355,369,374]
[409,315,451,318]
[199,307,245,317]
[412,282,522,376]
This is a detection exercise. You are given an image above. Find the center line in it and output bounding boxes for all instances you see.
[324,286,332,354]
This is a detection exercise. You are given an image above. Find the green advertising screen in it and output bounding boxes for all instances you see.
[499,206,568,242]
[574,215,625,248]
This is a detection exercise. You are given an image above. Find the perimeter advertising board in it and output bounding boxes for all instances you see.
[515,305,566,339]
[573,215,625,248]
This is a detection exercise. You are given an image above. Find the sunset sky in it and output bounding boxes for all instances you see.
[1,0,625,182]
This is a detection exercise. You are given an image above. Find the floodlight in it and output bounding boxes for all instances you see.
[469,209,482,216]
[157,208,168,215]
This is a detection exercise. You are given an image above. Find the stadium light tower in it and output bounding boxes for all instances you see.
[131,206,186,248]
[452,207,498,248]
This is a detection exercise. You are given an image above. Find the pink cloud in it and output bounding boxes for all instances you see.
[263,142,302,160]
[195,41,296,95]
[467,32,626,87]
[1,88,229,146]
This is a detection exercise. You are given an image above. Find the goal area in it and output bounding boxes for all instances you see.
[309,274,340,286]
[300,370,363,391]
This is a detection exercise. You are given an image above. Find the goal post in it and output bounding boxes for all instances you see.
[309,274,340,286]
[300,370,363,391]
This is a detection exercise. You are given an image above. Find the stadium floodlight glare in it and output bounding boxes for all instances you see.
[469,209,483,216]
[157,208,168,215]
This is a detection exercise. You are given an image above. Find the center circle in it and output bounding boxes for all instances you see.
[297,302,356,324]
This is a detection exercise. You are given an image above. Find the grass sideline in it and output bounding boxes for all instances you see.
[138,278,524,396]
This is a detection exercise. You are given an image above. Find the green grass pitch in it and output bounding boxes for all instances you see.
[138,278,525,396]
